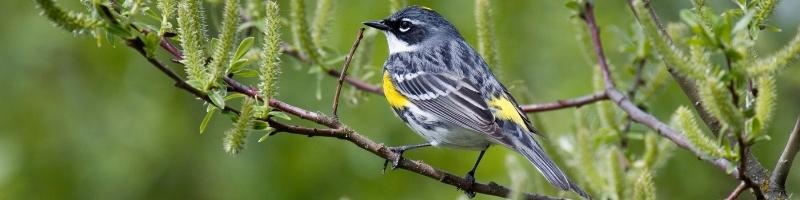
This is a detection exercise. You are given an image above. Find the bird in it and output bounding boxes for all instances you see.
[363,5,590,199]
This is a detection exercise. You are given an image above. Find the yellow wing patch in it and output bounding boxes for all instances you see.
[383,71,409,108]
[488,97,527,129]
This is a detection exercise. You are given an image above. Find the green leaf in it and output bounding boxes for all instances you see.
[732,11,755,34]
[229,58,253,73]
[257,127,275,143]
[142,32,161,58]
[200,106,218,134]
[269,111,291,121]
[106,23,133,38]
[235,69,259,78]
[225,93,247,101]
[564,1,579,11]
[185,79,204,89]
[234,37,255,60]
[252,120,269,130]
[761,24,782,32]
[209,89,226,109]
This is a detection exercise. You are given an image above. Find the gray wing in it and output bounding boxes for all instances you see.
[388,71,498,134]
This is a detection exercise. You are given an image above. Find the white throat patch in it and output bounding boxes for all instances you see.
[384,32,418,54]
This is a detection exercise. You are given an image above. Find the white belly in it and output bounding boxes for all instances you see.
[400,105,491,150]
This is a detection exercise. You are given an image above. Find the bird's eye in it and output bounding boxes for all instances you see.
[399,21,411,32]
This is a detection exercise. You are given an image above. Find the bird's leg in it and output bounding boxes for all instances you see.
[382,143,432,172]
[463,148,488,198]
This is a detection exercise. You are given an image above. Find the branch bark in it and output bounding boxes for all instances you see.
[767,116,800,199]
[725,182,747,200]
[520,91,608,112]
[581,1,737,175]
[277,35,609,112]
[625,2,774,196]
[331,28,365,118]
[120,26,561,199]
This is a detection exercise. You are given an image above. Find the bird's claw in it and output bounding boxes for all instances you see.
[382,147,406,173]
[462,171,477,198]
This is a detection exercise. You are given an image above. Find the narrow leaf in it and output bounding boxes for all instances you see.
[200,106,218,134]
[234,37,255,60]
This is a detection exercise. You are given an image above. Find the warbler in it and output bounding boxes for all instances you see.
[364,6,589,199]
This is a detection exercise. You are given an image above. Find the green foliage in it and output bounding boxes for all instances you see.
[206,0,241,90]
[30,0,800,198]
[636,133,676,171]
[244,0,264,19]
[224,97,256,155]
[290,0,322,65]
[258,0,283,116]
[311,0,333,57]
[752,0,778,37]
[698,77,742,132]
[633,0,705,80]
[505,155,529,200]
[475,0,500,69]
[606,148,624,199]
[633,169,656,200]
[156,0,176,35]
[752,75,776,139]
[748,27,800,76]
[200,106,218,134]
[571,109,603,196]
[636,64,669,102]
[34,0,105,34]
[671,106,732,159]
[593,65,620,133]
[177,0,210,91]
[346,29,378,104]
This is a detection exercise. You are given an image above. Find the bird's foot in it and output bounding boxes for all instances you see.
[382,147,407,173]
[462,171,477,198]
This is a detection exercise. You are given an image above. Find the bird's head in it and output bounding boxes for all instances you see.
[363,6,462,54]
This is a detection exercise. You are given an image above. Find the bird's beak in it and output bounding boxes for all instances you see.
[363,20,390,31]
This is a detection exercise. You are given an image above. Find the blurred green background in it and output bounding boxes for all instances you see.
[1,0,799,199]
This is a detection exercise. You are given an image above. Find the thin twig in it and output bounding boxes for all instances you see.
[279,43,383,95]
[582,2,615,89]
[626,0,723,136]
[626,1,776,190]
[131,38,559,199]
[581,1,738,175]
[768,116,800,197]
[635,1,771,196]
[281,37,611,112]
[520,91,608,112]
[725,182,747,200]
[136,22,558,199]
[332,28,365,118]
[627,59,647,98]
[621,59,647,150]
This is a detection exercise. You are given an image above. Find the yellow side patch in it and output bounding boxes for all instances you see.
[383,72,409,108]
[488,97,527,128]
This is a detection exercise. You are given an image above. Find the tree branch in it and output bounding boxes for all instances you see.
[767,116,800,198]
[626,0,723,136]
[520,91,608,112]
[725,182,747,200]
[628,1,773,196]
[117,24,563,199]
[581,1,737,175]
[279,37,611,112]
[332,28,366,118]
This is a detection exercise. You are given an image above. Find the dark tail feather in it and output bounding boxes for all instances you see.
[516,135,591,199]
